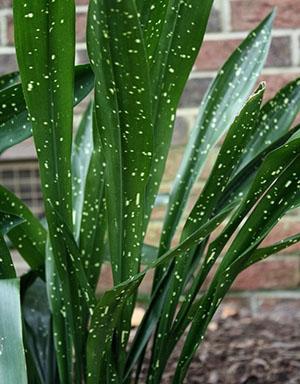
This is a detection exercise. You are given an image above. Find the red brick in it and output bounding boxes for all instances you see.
[179,77,213,108]
[162,148,184,182]
[97,263,154,294]
[232,258,300,290]
[0,54,17,75]
[94,258,300,295]
[76,12,87,43]
[207,7,222,33]
[230,0,300,31]
[256,298,300,318]
[0,0,11,7]
[262,221,300,254]
[6,14,14,46]
[259,73,300,100]
[196,36,292,71]
[172,116,189,147]
[97,263,113,292]
[76,49,89,65]
[196,39,241,71]
[144,222,163,247]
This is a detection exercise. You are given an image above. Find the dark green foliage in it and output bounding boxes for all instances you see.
[0,2,300,383]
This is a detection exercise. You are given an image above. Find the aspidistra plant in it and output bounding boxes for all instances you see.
[0,1,300,383]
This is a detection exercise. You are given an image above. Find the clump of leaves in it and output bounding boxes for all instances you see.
[1,1,300,383]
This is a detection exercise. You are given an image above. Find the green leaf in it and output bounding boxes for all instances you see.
[0,65,94,155]
[238,76,300,169]
[86,277,143,384]
[72,106,106,289]
[184,83,265,239]
[13,0,76,295]
[0,71,20,91]
[22,278,58,384]
[0,209,24,279]
[72,102,93,240]
[45,241,72,384]
[172,139,300,383]
[125,203,235,380]
[0,235,16,279]
[136,0,168,63]
[0,185,46,270]
[148,84,265,382]
[50,205,96,308]
[0,209,24,235]
[13,2,80,382]
[87,0,153,285]
[141,244,158,266]
[245,232,300,268]
[216,123,300,212]
[206,136,300,269]
[0,279,27,384]
[144,0,214,225]
[78,122,106,289]
[159,11,274,256]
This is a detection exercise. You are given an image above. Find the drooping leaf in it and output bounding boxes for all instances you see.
[0,71,19,91]
[0,209,24,278]
[0,65,94,155]
[0,209,24,235]
[0,185,46,270]
[244,232,300,268]
[0,234,16,279]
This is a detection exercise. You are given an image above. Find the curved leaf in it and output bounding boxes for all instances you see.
[148,84,265,381]
[238,76,300,169]
[0,71,20,91]
[173,140,300,383]
[0,65,94,155]
[159,11,274,256]
[0,209,24,279]
[125,203,235,380]
[0,186,46,269]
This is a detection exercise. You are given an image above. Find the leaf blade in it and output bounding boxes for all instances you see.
[0,279,27,384]
[159,11,274,255]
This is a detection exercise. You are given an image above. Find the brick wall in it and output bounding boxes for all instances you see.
[1,0,300,313]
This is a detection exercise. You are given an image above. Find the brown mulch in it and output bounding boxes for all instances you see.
[138,303,300,383]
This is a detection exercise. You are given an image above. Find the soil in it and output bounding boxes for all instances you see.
[138,302,300,383]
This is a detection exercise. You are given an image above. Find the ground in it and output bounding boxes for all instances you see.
[137,301,300,383]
